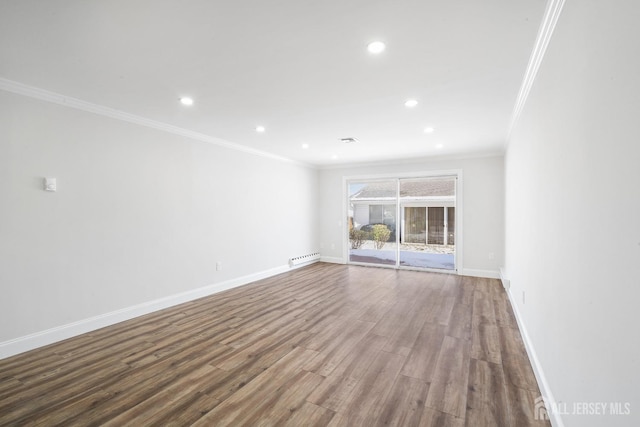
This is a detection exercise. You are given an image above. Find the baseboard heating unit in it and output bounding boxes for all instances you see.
[289,252,320,267]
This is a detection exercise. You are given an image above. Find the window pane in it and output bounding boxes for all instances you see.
[427,207,444,245]
[348,180,397,266]
[369,205,383,224]
[399,176,456,270]
[404,207,426,243]
[448,207,455,245]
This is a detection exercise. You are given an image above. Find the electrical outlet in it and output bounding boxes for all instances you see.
[216,262,222,271]
[488,252,495,260]
[522,290,526,304]
[331,243,335,250]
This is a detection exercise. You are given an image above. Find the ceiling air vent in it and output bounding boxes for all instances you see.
[340,137,358,144]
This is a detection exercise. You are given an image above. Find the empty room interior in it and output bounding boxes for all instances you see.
[1,1,638,426]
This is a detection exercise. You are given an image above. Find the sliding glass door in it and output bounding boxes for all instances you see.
[347,175,457,271]
[398,177,456,270]
[348,180,397,266]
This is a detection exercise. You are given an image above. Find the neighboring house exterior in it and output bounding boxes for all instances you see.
[349,178,456,245]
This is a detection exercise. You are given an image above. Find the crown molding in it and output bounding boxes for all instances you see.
[318,149,505,171]
[507,0,566,142]
[0,77,312,168]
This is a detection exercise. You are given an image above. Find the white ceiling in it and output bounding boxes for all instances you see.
[0,0,547,166]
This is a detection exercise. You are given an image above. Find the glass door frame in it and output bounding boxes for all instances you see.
[343,170,462,274]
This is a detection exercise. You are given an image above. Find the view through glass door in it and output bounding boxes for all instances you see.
[348,180,397,266]
[348,175,456,271]
[399,177,456,270]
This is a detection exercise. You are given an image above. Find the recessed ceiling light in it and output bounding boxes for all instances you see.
[424,127,435,133]
[255,126,266,133]
[435,143,444,150]
[301,143,309,149]
[404,99,418,108]
[331,155,338,160]
[179,97,193,106]
[367,41,386,54]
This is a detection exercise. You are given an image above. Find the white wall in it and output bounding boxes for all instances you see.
[318,155,504,276]
[0,90,318,347]
[505,1,640,426]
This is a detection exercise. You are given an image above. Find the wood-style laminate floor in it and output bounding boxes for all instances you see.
[0,263,550,426]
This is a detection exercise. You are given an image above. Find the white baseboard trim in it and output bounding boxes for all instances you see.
[506,288,563,427]
[499,267,511,290]
[320,256,346,264]
[461,268,500,279]
[0,264,292,360]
